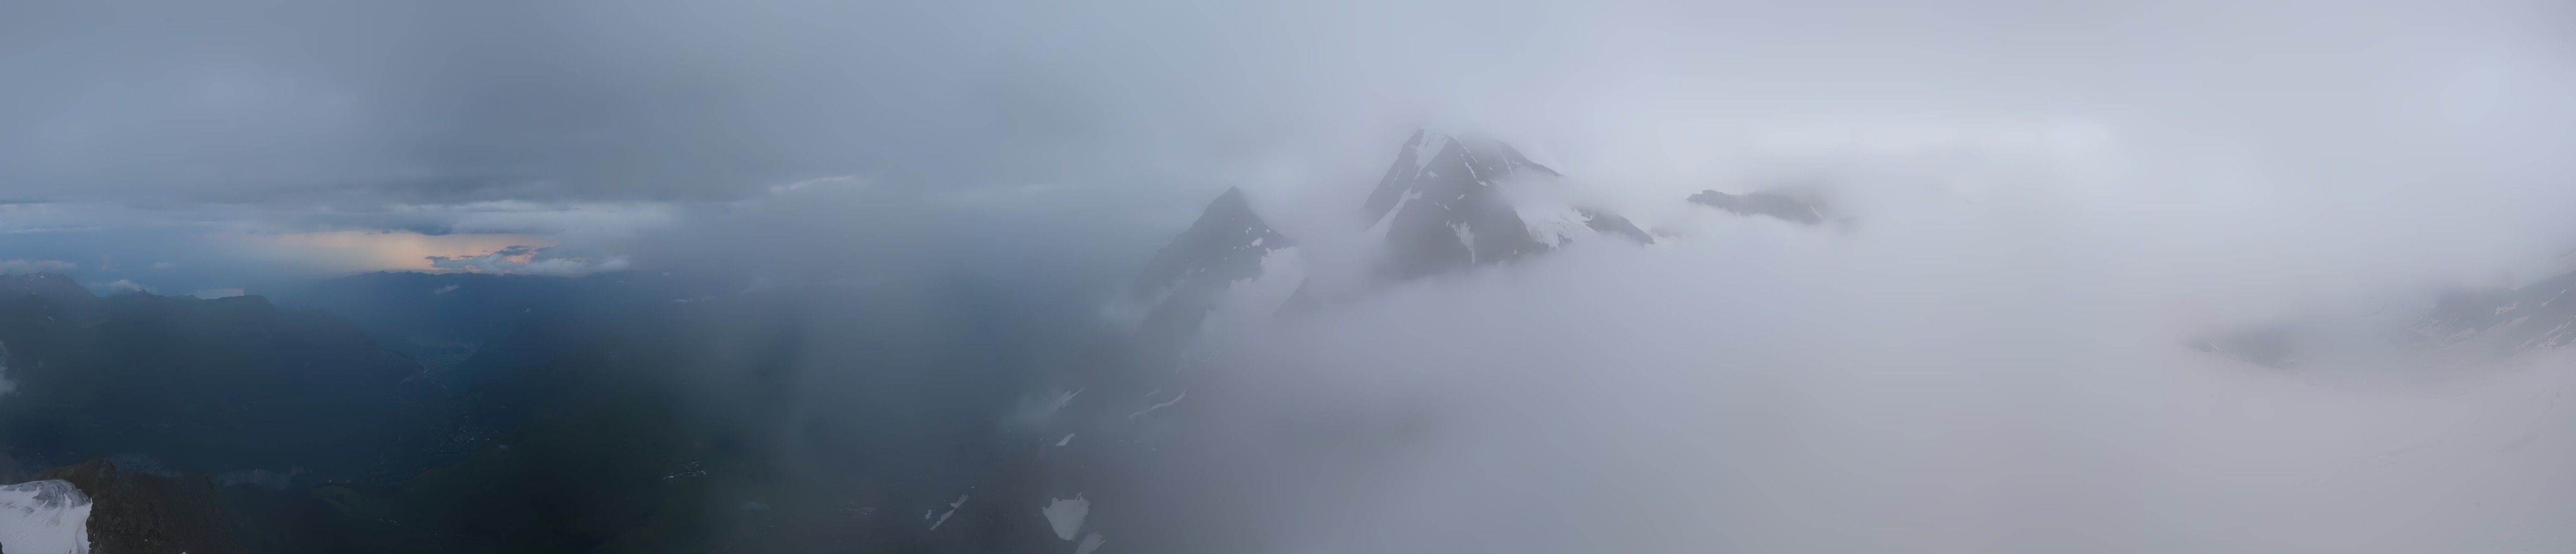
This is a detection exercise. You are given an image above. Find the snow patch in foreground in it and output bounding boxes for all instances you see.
[926,494,969,531]
[1051,390,1082,412]
[1076,532,1108,554]
[1128,392,1186,419]
[1042,496,1090,540]
[0,479,92,554]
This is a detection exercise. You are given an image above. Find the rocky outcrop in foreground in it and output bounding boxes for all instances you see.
[29,460,244,554]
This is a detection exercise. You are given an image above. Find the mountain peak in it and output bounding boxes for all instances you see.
[1123,188,1304,352]
[0,273,91,301]
[1360,129,1634,281]
[1131,188,1291,300]
[1362,130,1559,225]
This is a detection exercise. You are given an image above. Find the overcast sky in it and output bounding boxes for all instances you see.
[4,0,2573,295]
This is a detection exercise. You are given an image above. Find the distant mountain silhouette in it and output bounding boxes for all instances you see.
[0,276,440,480]
[269,271,700,374]
[1690,188,1829,225]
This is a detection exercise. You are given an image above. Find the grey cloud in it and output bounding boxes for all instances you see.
[88,279,150,294]
[1135,143,2576,552]
[9,0,2573,282]
[425,244,630,276]
[0,259,77,274]
[0,0,1422,206]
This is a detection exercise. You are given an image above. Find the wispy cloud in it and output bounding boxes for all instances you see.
[0,259,75,274]
[427,245,629,276]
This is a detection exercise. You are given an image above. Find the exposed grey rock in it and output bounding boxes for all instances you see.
[1128,187,1296,350]
[1578,207,1654,243]
[1365,131,1553,280]
[2412,269,2576,354]
[1690,189,1828,225]
[1364,130,1643,280]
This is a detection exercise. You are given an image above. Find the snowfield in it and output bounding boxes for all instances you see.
[0,479,92,554]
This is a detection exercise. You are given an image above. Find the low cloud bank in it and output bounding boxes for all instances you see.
[1151,147,2576,553]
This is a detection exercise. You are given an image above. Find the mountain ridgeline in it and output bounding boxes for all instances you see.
[1125,188,1297,353]
[1118,130,1669,354]
[0,274,438,481]
[1036,129,1735,554]
[1365,130,1653,279]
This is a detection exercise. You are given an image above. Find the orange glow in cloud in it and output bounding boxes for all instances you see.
[227,230,555,273]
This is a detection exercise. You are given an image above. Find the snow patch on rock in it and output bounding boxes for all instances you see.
[0,479,93,554]
[1042,496,1091,540]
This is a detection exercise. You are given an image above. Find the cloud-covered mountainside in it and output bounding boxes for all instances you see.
[2182,262,2576,371]
[1362,131,1653,279]
[1020,128,2576,553]
[1114,131,1668,354]
[4,0,2574,550]
[2414,268,2576,354]
[1119,188,1299,353]
[7,123,2576,552]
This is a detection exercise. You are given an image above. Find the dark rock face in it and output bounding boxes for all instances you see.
[34,459,247,554]
[1690,189,1828,225]
[1578,207,1655,243]
[1025,130,1662,554]
[1127,188,1296,351]
[1023,129,1689,554]
[2412,269,2576,353]
[1360,130,1651,280]
[1364,131,1562,280]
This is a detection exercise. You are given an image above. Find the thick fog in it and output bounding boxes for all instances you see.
[1177,163,2576,552]
[8,0,2576,551]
